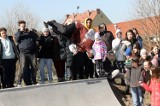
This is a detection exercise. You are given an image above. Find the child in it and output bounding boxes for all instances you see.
[92,32,107,77]
[140,67,160,106]
[125,47,132,69]
[126,57,143,106]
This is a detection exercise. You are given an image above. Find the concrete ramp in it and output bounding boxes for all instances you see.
[0,78,121,106]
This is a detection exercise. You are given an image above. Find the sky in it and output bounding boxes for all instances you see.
[0,0,134,26]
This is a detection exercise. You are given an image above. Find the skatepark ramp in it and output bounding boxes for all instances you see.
[0,78,121,106]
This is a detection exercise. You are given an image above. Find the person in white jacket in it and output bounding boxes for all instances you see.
[112,29,126,73]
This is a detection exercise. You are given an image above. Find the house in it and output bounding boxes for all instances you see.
[64,8,112,27]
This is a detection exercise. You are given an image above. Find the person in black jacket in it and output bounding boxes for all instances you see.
[15,20,39,87]
[0,27,19,88]
[98,23,114,51]
[38,28,55,84]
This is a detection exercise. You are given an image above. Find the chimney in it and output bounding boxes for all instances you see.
[87,10,91,18]
[96,8,100,14]
[66,14,70,19]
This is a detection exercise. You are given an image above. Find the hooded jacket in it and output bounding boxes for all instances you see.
[73,19,94,52]
[112,34,125,61]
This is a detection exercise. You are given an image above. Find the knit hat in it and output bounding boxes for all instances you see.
[125,48,132,56]
[140,49,147,56]
[42,28,49,32]
[116,29,122,35]
[94,32,101,39]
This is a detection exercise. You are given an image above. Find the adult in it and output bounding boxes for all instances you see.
[125,29,137,48]
[98,23,114,51]
[0,28,19,88]
[38,28,55,84]
[132,28,143,49]
[15,20,39,86]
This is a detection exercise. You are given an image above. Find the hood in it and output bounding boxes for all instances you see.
[84,18,93,30]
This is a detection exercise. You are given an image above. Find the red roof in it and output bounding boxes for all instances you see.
[106,16,160,38]
[64,9,101,23]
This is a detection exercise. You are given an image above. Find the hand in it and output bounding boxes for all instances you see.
[82,38,87,43]
[139,81,143,86]
[102,58,106,62]
[19,26,25,31]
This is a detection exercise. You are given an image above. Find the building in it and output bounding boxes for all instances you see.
[64,8,112,27]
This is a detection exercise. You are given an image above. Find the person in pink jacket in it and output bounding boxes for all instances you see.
[140,67,160,106]
[92,32,107,77]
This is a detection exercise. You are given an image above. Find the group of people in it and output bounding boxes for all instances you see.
[0,18,160,106]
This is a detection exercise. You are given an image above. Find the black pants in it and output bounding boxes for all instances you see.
[54,59,65,79]
[2,59,16,88]
[18,53,37,85]
[84,54,94,78]
[70,66,84,80]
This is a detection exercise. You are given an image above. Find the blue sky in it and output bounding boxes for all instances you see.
[0,0,134,24]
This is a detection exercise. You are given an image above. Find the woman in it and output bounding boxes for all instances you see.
[0,27,19,88]
[132,28,143,49]
[125,29,137,48]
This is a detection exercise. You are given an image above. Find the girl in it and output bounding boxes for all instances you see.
[140,67,160,106]
[126,57,143,106]
[92,32,107,77]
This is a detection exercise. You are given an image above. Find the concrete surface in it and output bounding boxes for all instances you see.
[0,78,121,106]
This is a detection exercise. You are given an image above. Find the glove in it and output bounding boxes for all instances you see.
[92,59,95,64]
[69,44,78,55]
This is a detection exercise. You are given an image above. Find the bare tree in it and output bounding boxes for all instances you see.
[0,3,40,36]
[133,0,160,48]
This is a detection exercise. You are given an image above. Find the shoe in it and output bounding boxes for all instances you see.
[16,84,22,88]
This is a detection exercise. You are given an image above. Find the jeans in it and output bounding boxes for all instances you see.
[18,53,37,85]
[39,58,53,83]
[65,67,71,81]
[131,86,143,106]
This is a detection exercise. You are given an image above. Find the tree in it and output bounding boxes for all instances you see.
[0,3,40,36]
[133,0,160,47]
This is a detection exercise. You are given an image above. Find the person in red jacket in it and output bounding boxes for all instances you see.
[139,67,160,106]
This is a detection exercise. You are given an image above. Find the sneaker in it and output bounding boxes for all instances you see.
[16,84,22,88]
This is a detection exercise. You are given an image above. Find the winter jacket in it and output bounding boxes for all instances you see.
[92,40,107,60]
[112,38,125,61]
[136,35,143,49]
[139,69,151,84]
[141,78,160,106]
[15,30,39,54]
[0,36,19,64]
[104,58,118,73]
[38,35,55,58]
[126,65,143,87]
[73,22,94,52]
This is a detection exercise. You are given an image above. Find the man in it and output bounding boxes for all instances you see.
[38,28,55,84]
[0,28,19,88]
[83,18,94,78]
[15,20,39,86]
